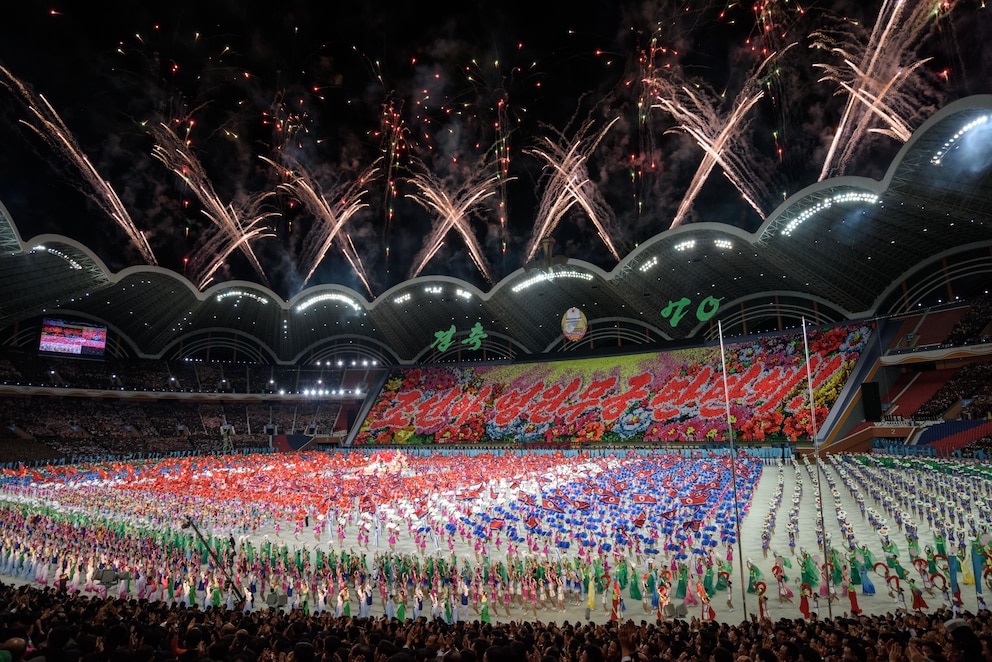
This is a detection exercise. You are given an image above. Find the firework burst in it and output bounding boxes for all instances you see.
[525,118,622,262]
[647,47,792,229]
[463,44,540,264]
[372,98,410,268]
[263,156,380,296]
[811,0,954,180]
[405,156,500,283]
[0,65,157,265]
[150,121,277,289]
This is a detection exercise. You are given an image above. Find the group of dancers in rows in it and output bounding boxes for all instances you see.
[2,451,992,623]
[750,454,992,619]
[0,502,728,623]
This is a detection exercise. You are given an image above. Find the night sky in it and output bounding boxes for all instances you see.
[0,0,989,299]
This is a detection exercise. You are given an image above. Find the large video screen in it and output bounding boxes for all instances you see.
[38,319,107,357]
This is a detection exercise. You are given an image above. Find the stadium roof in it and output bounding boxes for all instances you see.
[2,96,991,365]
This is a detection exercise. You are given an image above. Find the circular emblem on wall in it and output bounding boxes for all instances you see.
[561,307,588,341]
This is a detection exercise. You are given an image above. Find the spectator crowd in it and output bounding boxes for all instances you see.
[1,581,991,662]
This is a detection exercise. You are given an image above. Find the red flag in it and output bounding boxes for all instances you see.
[633,512,646,528]
[526,515,539,529]
[660,510,677,520]
[632,493,657,504]
[571,500,591,511]
[612,481,629,493]
[490,519,505,530]
[543,499,565,513]
[600,494,621,505]
[518,492,536,506]
[680,494,707,506]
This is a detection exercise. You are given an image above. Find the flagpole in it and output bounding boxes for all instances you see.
[718,320,747,615]
[183,516,243,604]
[803,317,833,619]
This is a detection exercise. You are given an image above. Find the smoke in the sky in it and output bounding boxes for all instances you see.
[0,0,986,298]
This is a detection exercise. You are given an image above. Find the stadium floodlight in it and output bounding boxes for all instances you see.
[295,292,361,312]
[931,115,989,165]
[674,239,695,252]
[216,290,268,305]
[393,293,412,305]
[455,288,472,300]
[32,245,83,270]
[714,239,733,250]
[638,256,659,273]
[781,192,878,237]
[424,285,443,295]
[511,269,593,293]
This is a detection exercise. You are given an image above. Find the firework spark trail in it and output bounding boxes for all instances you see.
[495,95,511,261]
[406,161,500,283]
[375,99,409,268]
[262,156,379,295]
[746,0,805,55]
[826,58,930,142]
[463,49,537,266]
[524,119,621,263]
[811,0,952,180]
[656,87,766,227]
[340,232,374,298]
[150,122,277,288]
[0,66,158,265]
[647,49,789,229]
[187,220,275,290]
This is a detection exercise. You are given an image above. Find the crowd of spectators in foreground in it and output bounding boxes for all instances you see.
[1,581,991,662]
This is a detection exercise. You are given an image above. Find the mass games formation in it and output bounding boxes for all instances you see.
[1,449,991,626]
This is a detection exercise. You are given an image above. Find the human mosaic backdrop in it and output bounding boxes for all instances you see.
[359,323,871,445]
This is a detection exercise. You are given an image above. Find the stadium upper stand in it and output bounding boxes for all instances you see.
[2,306,992,459]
